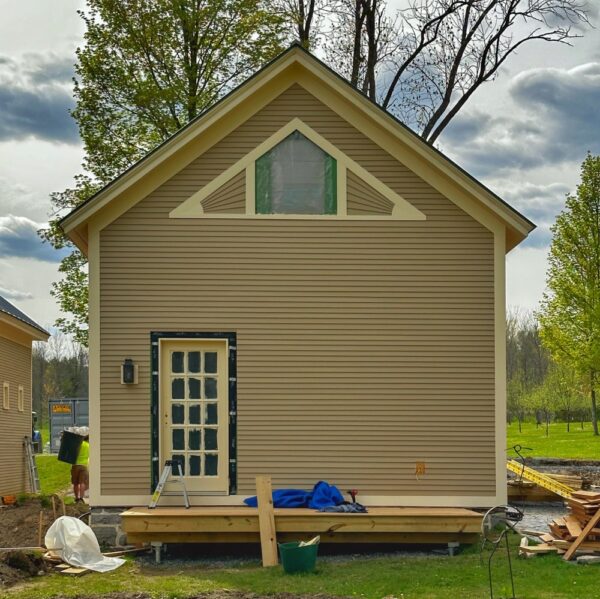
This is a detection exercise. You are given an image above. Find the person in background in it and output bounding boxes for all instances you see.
[71,435,89,503]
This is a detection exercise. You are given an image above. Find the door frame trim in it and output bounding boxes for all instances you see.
[150,331,237,494]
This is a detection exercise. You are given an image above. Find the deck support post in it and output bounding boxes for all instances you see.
[447,541,460,557]
[256,475,278,567]
[151,541,163,564]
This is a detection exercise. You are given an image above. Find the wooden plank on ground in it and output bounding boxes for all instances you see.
[564,510,600,561]
[256,476,278,567]
[572,490,600,500]
[60,567,89,576]
[519,544,559,555]
[565,515,583,539]
[551,539,600,550]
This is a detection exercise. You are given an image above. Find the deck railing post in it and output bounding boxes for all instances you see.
[256,475,278,567]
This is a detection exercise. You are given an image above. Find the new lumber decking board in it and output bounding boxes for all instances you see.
[256,476,278,567]
[122,506,480,517]
[125,531,480,544]
[121,506,482,541]
[565,516,583,539]
[122,517,478,534]
[563,510,600,561]
[572,491,600,500]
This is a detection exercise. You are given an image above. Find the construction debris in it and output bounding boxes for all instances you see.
[507,460,576,499]
[45,516,125,572]
[576,555,600,565]
[508,473,586,502]
[518,536,559,558]
[521,489,600,562]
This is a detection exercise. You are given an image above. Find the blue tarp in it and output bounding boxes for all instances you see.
[244,480,344,509]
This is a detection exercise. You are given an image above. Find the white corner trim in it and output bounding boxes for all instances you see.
[170,118,425,221]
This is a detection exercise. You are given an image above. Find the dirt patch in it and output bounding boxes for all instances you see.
[43,594,343,599]
[0,550,48,589]
[0,498,89,589]
[0,497,88,549]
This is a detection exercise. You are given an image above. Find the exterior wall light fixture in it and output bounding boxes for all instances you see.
[121,358,138,385]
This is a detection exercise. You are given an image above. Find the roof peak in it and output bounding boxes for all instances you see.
[0,295,49,338]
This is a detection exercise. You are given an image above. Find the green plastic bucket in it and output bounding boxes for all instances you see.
[278,541,319,574]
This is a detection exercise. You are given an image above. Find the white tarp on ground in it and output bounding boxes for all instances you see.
[45,516,125,572]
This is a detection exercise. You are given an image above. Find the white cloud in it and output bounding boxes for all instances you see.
[0,255,64,329]
[0,285,33,301]
[0,214,66,262]
[506,246,549,313]
[0,1,85,56]
[0,52,78,144]
[0,139,84,223]
[442,62,600,181]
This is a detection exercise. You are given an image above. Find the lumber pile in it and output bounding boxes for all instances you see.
[523,490,600,562]
[508,472,585,502]
[551,473,586,489]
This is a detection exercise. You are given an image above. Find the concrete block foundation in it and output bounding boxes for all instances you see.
[89,507,128,548]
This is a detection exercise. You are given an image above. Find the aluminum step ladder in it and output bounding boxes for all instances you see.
[23,436,40,494]
[149,460,190,509]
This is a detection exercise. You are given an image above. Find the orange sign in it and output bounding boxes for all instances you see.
[52,404,71,414]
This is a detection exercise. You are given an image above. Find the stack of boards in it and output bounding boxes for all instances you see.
[521,490,600,562]
[508,473,585,502]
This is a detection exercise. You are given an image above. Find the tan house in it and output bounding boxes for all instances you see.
[0,296,49,496]
[61,46,534,512]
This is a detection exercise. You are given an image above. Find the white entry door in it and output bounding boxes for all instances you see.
[160,339,229,493]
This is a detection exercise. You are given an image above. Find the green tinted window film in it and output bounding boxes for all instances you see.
[255,130,337,215]
[255,152,272,214]
[324,155,337,214]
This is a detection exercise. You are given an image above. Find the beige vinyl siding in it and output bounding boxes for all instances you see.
[0,335,32,495]
[99,83,495,497]
[201,171,246,214]
[347,171,394,215]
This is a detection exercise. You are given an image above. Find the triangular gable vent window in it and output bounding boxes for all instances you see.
[255,130,337,215]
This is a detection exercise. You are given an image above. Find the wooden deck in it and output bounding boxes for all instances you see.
[121,506,482,546]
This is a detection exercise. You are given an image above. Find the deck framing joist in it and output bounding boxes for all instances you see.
[121,506,482,545]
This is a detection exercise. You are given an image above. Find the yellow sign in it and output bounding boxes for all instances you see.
[52,404,71,414]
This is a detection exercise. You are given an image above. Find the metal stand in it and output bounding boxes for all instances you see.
[149,460,190,509]
[480,504,523,599]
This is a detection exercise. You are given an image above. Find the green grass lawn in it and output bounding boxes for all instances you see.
[36,455,71,496]
[39,425,49,450]
[7,542,600,599]
[507,421,600,460]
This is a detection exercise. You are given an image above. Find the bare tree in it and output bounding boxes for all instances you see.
[312,0,589,141]
[324,0,400,99]
[32,333,89,433]
[275,0,323,48]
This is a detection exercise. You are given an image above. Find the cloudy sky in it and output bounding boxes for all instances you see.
[0,1,599,331]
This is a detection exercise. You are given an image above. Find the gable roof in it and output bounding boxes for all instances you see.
[0,295,50,341]
[60,43,535,252]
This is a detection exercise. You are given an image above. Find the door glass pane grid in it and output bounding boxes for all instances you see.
[168,349,220,477]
